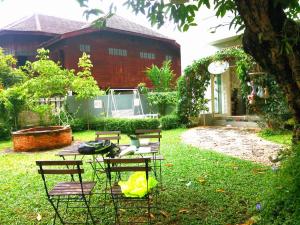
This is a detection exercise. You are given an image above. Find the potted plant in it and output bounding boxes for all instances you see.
[128,134,140,148]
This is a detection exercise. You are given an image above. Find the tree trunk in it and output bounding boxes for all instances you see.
[235,0,300,143]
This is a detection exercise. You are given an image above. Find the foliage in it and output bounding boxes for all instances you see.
[177,46,292,128]
[0,49,102,130]
[147,91,177,116]
[261,144,300,225]
[160,114,182,130]
[69,117,87,132]
[72,53,104,99]
[0,129,274,224]
[145,60,175,92]
[179,46,252,123]
[78,0,299,33]
[0,123,10,140]
[0,48,25,89]
[137,82,149,95]
[0,79,27,131]
[22,49,73,99]
[22,49,101,102]
[0,49,27,133]
[248,76,291,130]
[89,117,160,134]
[176,69,210,124]
[18,49,102,127]
[71,116,182,132]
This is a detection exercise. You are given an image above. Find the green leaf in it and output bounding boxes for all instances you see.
[183,24,189,32]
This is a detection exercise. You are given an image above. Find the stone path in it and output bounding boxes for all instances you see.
[181,126,283,165]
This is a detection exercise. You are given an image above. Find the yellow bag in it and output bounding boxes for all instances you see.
[118,172,158,198]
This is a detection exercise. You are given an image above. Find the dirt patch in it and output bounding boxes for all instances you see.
[181,126,283,165]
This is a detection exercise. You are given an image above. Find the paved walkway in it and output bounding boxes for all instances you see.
[181,126,283,165]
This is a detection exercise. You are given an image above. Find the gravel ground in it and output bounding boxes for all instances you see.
[181,126,283,165]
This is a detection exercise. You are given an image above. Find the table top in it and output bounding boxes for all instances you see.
[57,142,158,157]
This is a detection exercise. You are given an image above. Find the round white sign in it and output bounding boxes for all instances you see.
[208,60,229,75]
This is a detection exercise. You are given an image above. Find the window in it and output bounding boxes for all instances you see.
[2,48,15,55]
[140,51,155,59]
[79,44,91,52]
[165,55,172,61]
[108,48,127,56]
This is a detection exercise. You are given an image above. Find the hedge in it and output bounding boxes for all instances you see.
[70,117,160,134]
[160,115,182,130]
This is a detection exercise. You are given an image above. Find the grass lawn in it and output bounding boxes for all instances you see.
[258,130,292,145]
[0,139,12,150]
[0,128,275,224]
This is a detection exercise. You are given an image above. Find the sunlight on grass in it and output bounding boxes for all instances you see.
[258,130,292,145]
[0,128,275,224]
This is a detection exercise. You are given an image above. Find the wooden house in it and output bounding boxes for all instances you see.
[0,14,181,89]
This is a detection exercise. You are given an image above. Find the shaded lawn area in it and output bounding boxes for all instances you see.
[0,139,12,150]
[0,128,275,224]
[258,130,292,145]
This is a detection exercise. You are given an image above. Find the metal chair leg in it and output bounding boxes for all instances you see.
[49,197,65,225]
[82,194,96,225]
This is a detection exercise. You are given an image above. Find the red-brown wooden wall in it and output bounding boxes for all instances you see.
[49,31,181,89]
[0,33,53,61]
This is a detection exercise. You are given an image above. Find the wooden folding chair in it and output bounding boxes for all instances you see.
[36,160,96,225]
[135,129,164,186]
[135,129,161,153]
[95,131,121,144]
[91,130,121,174]
[104,157,157,225]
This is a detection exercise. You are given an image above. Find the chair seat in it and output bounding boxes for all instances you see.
[152,155,164,161]
[111,184,123,195]
[141,142,159,150]
[49,182,96,196]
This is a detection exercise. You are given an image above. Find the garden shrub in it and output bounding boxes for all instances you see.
[261,144,300,225]
[146,91,177,116]
[160,115,181,130]
[0,123,10,140]
[69,118,86,132]
[284,118,295,130]
[245,74,292,130]
[176,60,210,124]
[89,117,160,134]
[145,60,175,92]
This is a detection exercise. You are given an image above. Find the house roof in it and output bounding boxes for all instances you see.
[0,14,172,40]
[0,14,179,48]
[91,15,169,40]
[41,14,179,48]
[1,14,87,35]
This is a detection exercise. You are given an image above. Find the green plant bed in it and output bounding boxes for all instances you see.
[0,129,274,224]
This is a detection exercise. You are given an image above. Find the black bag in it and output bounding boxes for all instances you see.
[106,142,121,158]
[78,140,121,157]
[78,140,111,155]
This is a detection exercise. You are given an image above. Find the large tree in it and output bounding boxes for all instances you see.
[78,0,300,143]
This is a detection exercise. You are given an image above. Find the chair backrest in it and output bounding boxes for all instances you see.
[36,160,84,196]
[135,129,162,140]
[104,157,152,181]
[95,131,121,144]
